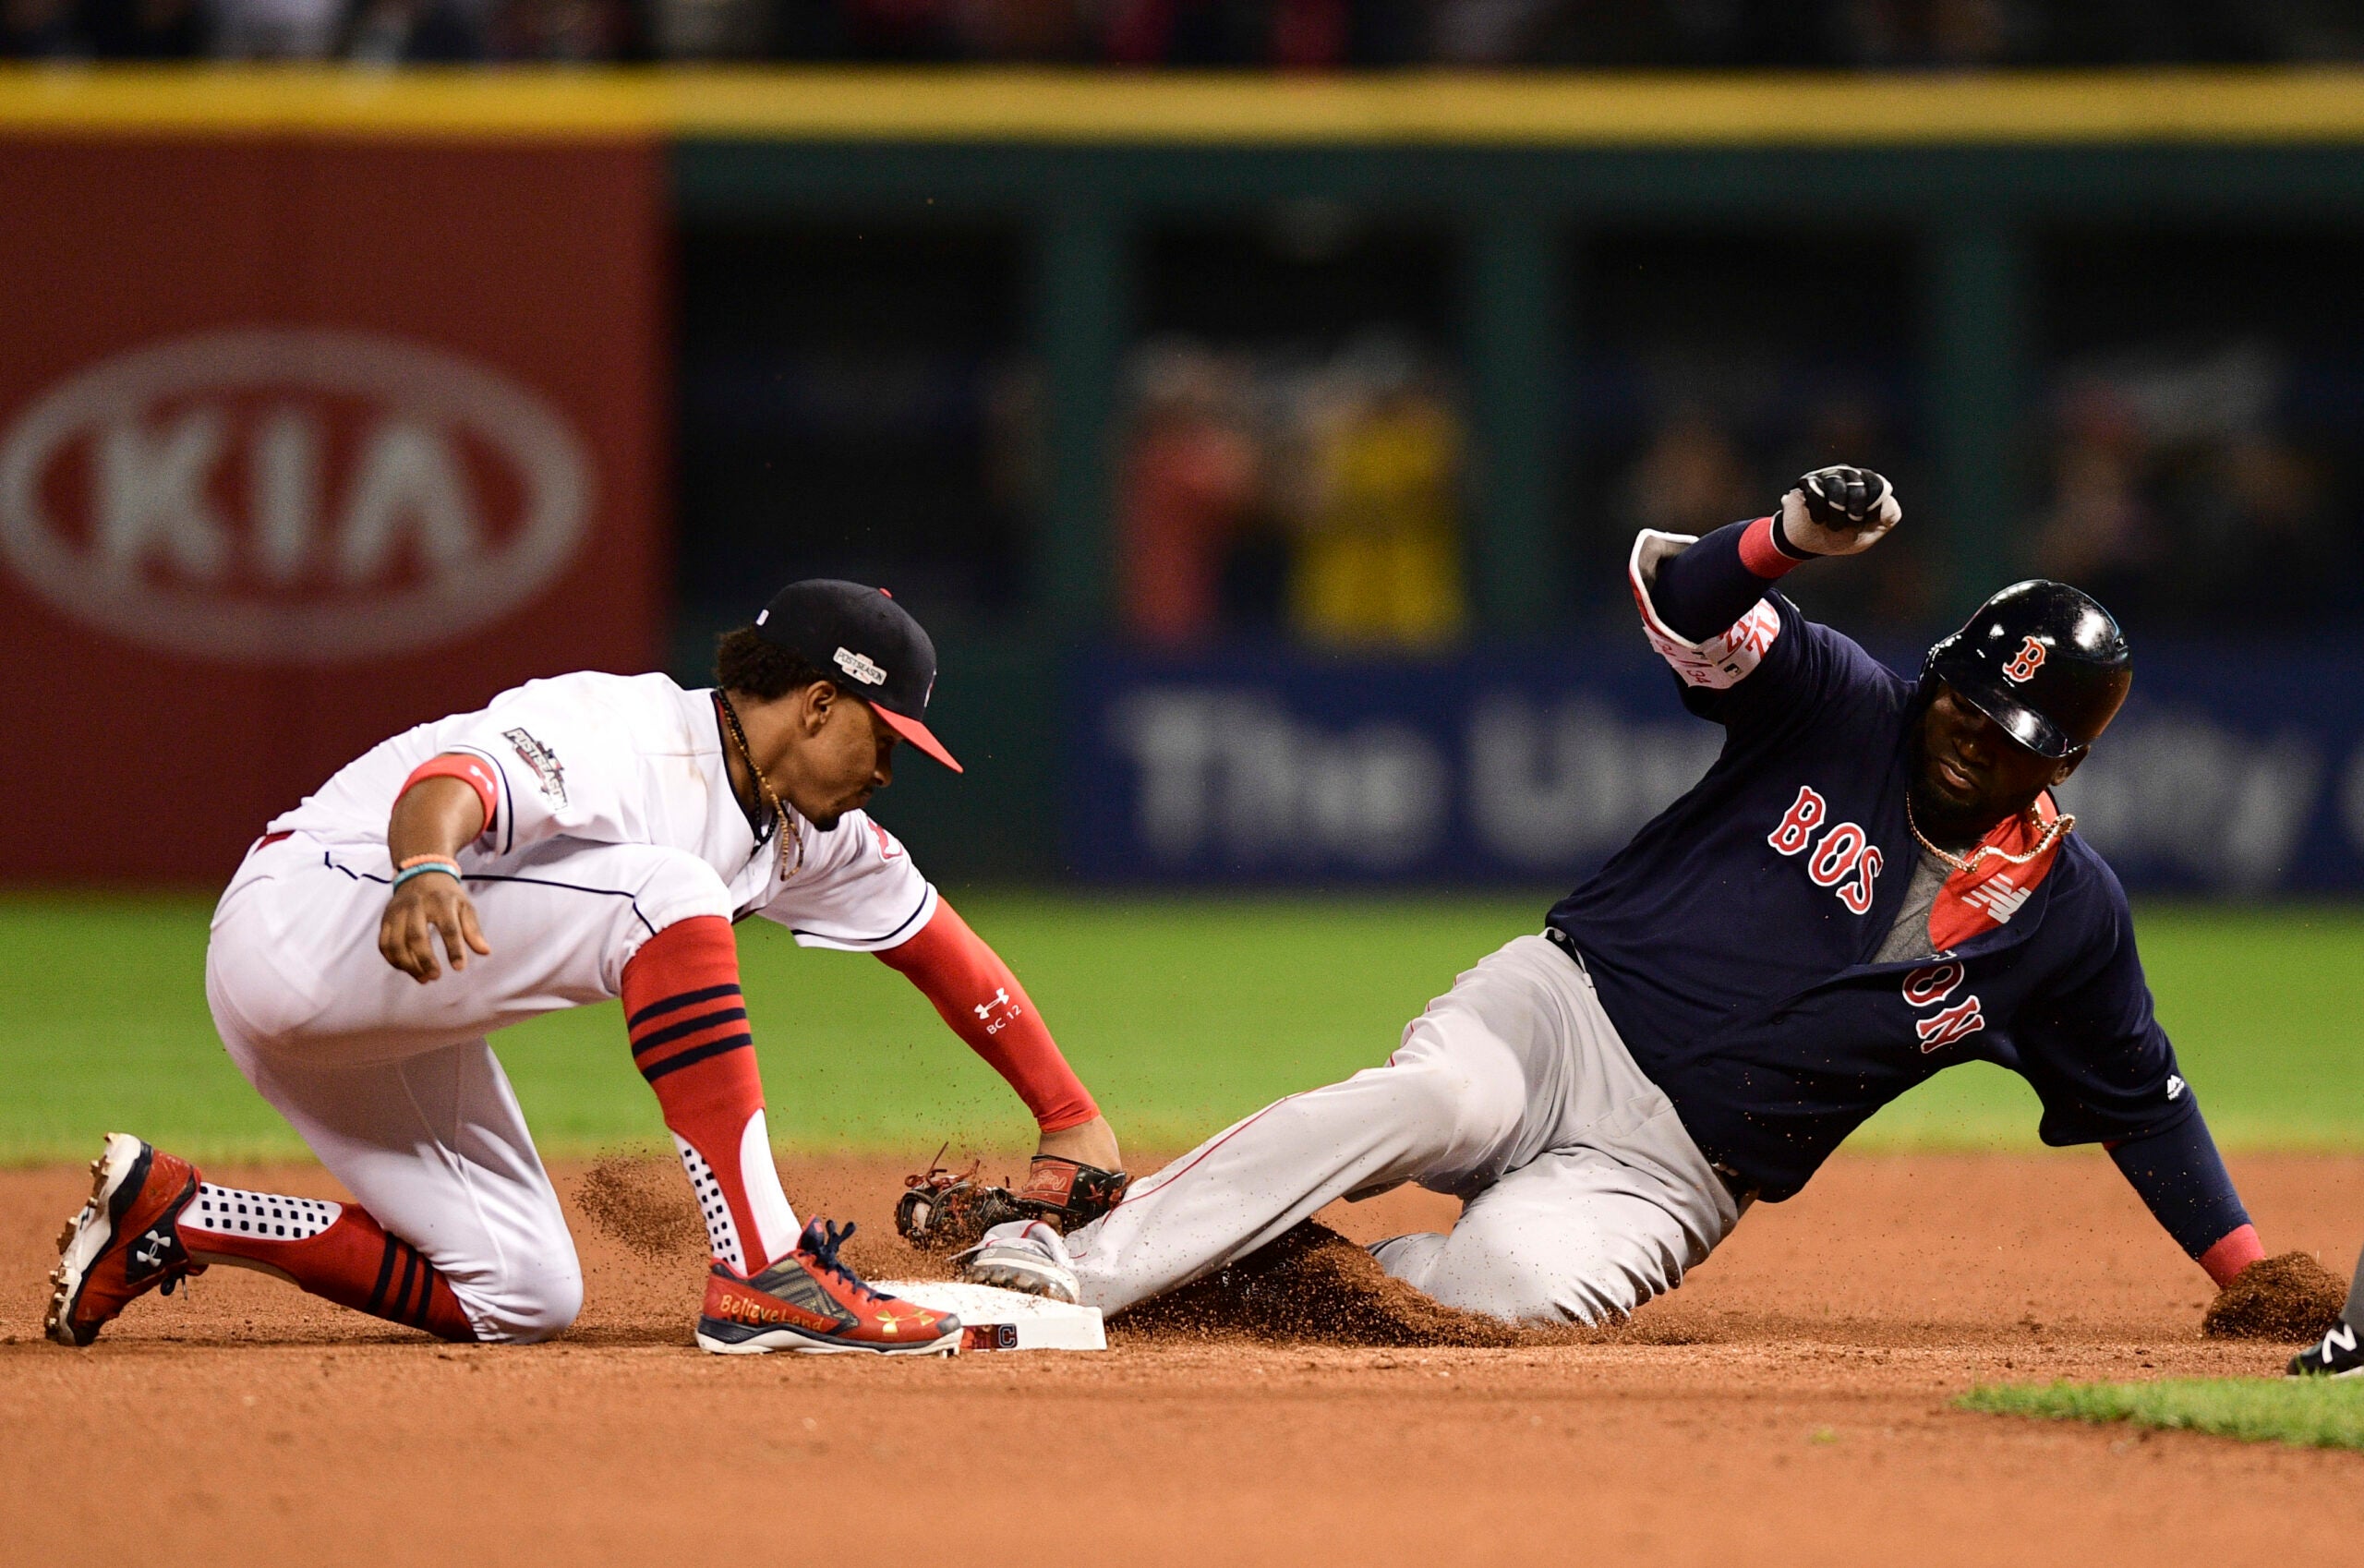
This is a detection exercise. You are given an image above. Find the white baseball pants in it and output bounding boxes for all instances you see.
[204,833,736,1342]
[1066,935,1743,1325]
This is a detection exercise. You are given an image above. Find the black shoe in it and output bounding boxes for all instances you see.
[2287,1320,2363,1378]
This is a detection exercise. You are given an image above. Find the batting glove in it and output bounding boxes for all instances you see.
[1780,465,1901,557]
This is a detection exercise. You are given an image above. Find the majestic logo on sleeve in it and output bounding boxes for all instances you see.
[1767,785,1884,915]
[833,647,886,687]
[2002,636,2047,683]
[502,728,566,806]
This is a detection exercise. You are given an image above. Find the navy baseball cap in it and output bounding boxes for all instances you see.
[752,580,962,773]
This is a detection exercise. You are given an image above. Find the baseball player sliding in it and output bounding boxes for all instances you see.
[49,581,1123,1356]
[960,468,2285,1331]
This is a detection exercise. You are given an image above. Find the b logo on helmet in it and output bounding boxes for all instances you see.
[2001,636,2046,684]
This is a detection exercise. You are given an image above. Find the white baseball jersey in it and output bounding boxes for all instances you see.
[265,670,936,952]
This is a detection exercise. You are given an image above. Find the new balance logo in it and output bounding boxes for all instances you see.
[1962,879,2032,923]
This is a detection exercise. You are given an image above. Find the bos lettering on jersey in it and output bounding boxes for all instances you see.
[1901,960,1986,1053]
[1766,785,1883,915]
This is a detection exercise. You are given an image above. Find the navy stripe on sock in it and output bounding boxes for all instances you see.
[638,1033,754,1084]
[406,1245,437,1329]
[629,1004,749,1059]
[627,983,742,1031]
[367,1233,399,1317]
[392,1245,419,1326]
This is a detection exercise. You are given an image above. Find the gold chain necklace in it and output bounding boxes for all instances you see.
[718,694,804,881]
[1905,792,2074,876]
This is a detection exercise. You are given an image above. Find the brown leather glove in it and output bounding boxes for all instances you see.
[895,1155,1130,1253]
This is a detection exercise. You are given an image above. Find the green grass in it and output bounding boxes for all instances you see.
[4,893,2361,1163]
[1959,1379,2364,1451]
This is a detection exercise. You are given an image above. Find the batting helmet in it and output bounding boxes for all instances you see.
[1921,580,2132,760]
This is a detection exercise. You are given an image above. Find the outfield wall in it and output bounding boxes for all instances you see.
[1065,641,2364,894]
[3,68,2362,885]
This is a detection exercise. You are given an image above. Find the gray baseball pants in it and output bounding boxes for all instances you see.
[1064,935,1743,1325]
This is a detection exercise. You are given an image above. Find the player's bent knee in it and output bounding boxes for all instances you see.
[459,1254,585,1345]
[1423,1231,1659,1327]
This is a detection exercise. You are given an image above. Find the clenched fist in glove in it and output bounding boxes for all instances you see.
[1779,465,1901,558]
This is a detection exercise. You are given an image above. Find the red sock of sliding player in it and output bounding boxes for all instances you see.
[178,1186,476,1341]
[622,916,801,1272]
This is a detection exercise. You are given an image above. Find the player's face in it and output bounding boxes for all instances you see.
[781,688,899,830]
[1911,683,2076,838]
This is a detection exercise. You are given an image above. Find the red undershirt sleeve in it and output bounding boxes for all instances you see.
[874,900,1100,1134]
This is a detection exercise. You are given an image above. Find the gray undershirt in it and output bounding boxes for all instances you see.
[1872,847,1953,964]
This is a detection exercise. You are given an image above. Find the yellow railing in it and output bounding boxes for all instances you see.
[0,65,2362,144]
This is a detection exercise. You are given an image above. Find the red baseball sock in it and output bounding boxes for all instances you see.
[622,916,801,1272]
[179,1185,476,1342]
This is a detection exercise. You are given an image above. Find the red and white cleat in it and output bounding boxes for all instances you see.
[695,1219,959,1356]
[46,1134,205,1347]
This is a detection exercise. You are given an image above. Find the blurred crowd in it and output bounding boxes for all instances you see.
[1116,332,1466,649]
[1109,329,2356,648]
[6,0,2360,65]
[2028,341,2352,631]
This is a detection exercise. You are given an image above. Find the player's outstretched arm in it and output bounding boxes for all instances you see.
[874,899,1122,1172]
[2105,1111,2260,1286]
[379,769,492,984]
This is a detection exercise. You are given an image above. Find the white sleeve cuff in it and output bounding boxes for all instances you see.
[1627,529,1783,692]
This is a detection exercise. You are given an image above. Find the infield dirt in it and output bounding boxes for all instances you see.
[6,1151,2360,1567]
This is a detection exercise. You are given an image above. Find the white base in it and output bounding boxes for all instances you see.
[875,1280,1106,1353]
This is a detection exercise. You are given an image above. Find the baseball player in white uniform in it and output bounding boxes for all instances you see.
[49,580,1122,1356]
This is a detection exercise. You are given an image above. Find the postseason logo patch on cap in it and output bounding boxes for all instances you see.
[833,646,887,687]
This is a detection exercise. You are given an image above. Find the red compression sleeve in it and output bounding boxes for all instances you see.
[399,754,499,838]
[2199,1224,2266,1289]
[876,901,1100,1133]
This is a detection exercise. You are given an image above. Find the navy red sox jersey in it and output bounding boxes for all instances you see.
[1545,532,2194,1203]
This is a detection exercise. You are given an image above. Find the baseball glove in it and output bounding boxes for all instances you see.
[895,1151,1129,1254]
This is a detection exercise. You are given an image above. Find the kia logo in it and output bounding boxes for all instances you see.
[0,328,593,663]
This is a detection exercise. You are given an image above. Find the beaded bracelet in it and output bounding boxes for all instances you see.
[391,859,462,891]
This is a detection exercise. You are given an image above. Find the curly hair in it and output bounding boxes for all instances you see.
[714,627,830,701]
